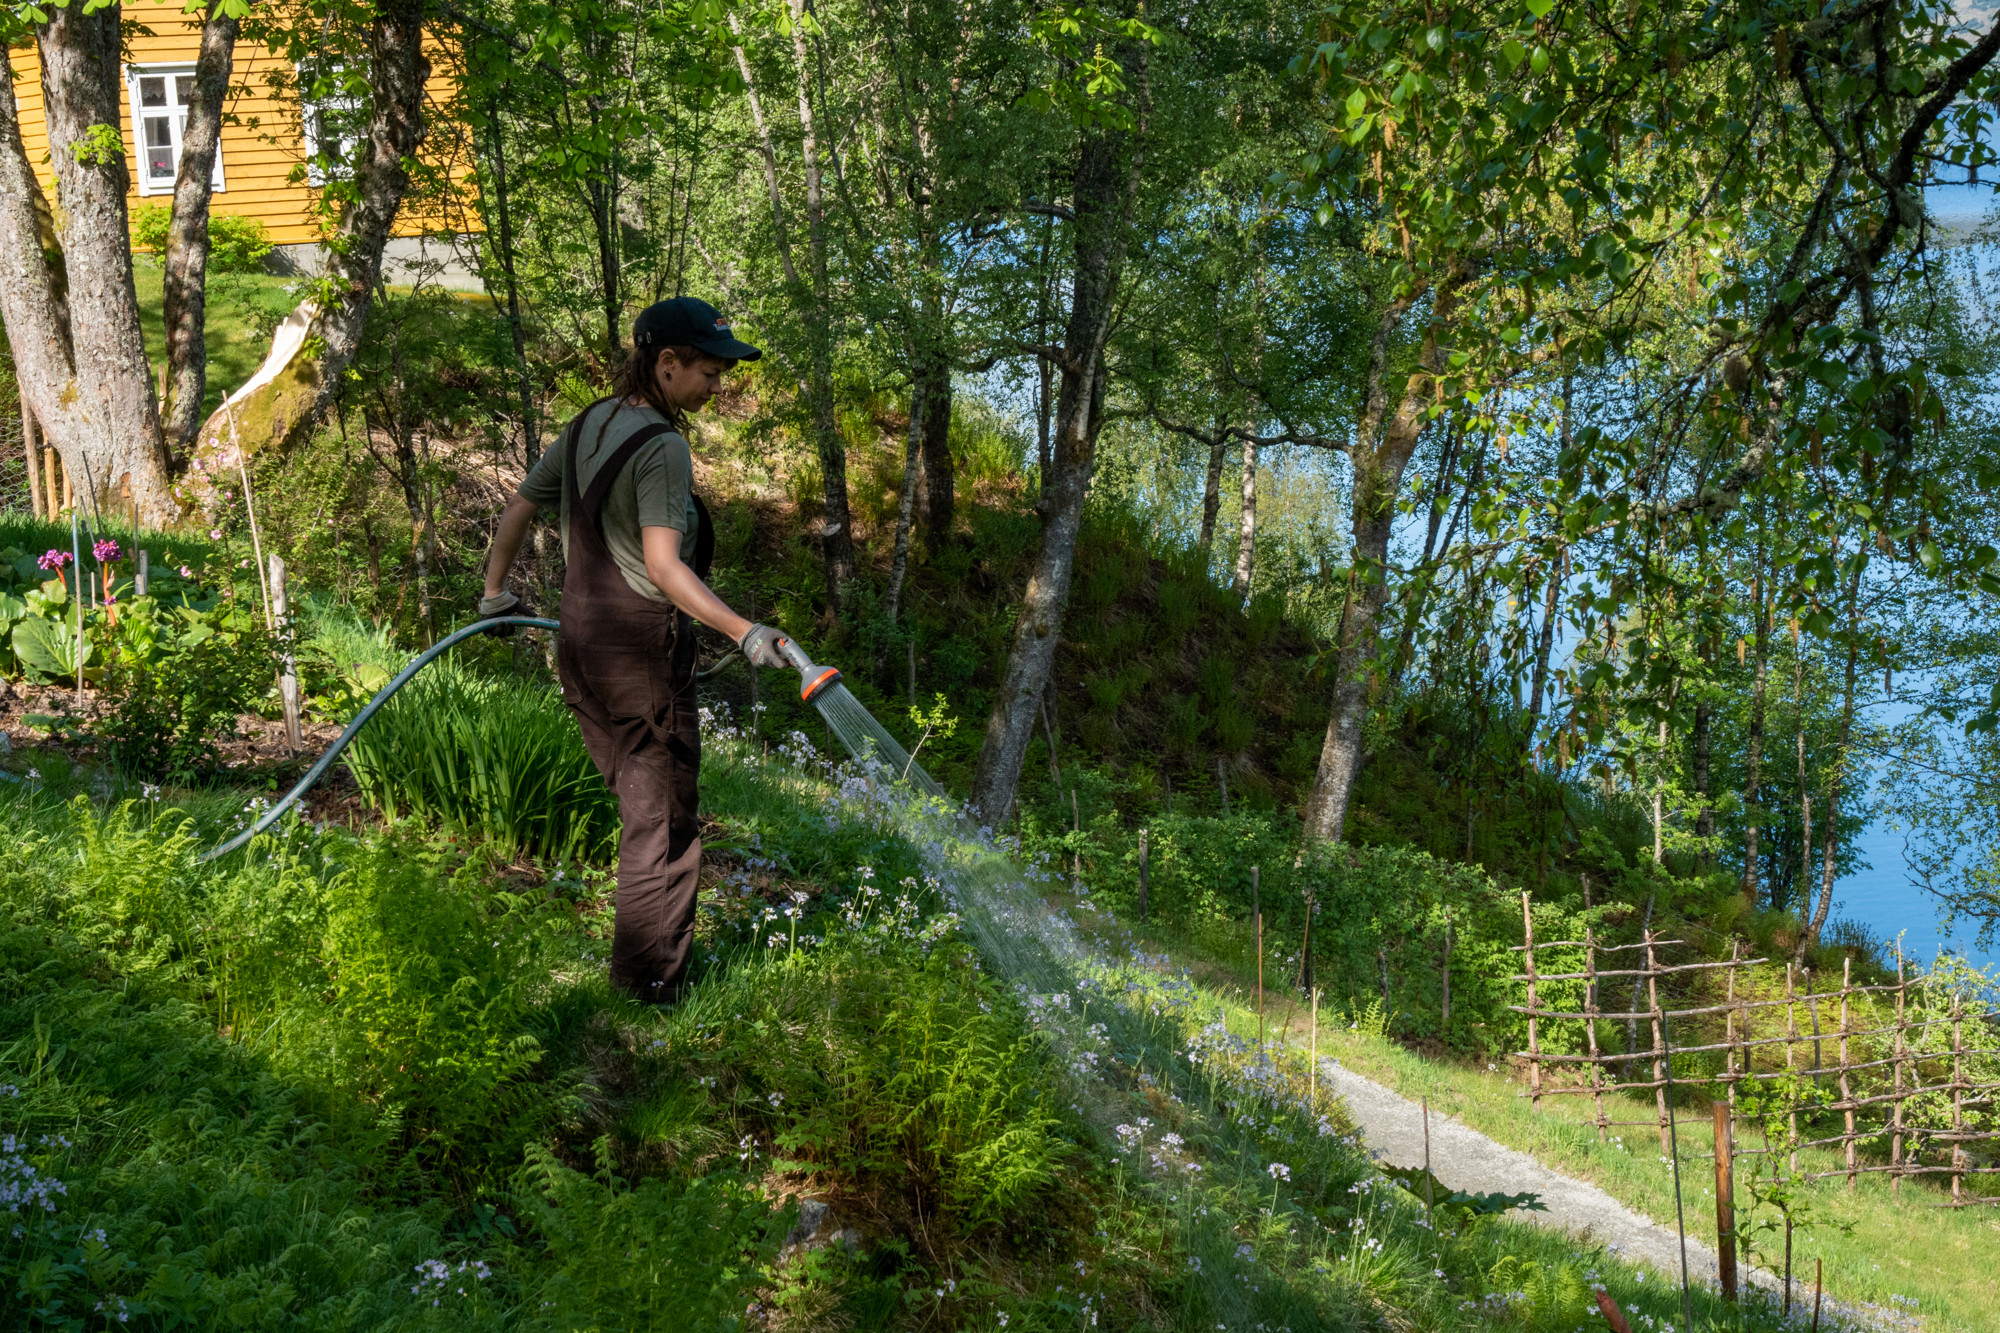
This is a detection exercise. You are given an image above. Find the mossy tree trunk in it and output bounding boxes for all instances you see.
[0,4,177,525]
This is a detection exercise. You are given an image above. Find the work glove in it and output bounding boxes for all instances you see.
[739,623,790,669]
[479,589,522,637]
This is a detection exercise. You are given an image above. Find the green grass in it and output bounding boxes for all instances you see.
[129,261,303,421]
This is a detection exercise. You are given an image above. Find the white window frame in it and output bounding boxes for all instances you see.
[123,64,226,198]
[297,64,365,187]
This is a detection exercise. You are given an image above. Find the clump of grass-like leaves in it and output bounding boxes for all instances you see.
[342,656,618,861]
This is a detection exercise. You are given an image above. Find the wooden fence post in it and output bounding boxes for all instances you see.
[1136,828,1148,921]
[1253,865,1263,1046]
[1523,891,1541,1113]
[1892,949,1907,1196]
[1646,929,1669,1154]
[1071,789,1081,892]
[1724,942,1739,1109]
[1785,963,1801,1178]
[1714,1100,1737,1302]
[1953,990,1967,1206]
[270,554,302,752]
[1440,905,1452,1030]
[20,396,39,519]
[1585,926,1605,1140]
[1840,956,1857,1190]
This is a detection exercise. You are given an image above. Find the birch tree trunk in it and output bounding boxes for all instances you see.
[1796,567,1862,964]
[0,6,177,524]
[1301,275,1460,841]
[310,0,429,423]
[969,62,1147,824]
[1525,549,1562,730]
[1743,570,1769,903]
[162,4,239,455]
[1231,431,1258,597]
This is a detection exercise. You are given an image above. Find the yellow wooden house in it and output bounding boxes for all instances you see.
[6,19,478,284]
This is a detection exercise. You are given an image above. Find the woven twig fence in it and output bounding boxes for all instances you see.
[1511,891,2000,1205]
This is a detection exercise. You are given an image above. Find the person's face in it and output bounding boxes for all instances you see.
[655,352,732,413]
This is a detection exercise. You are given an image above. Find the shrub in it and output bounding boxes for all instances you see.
[90,602,276,782]
[130,204,275,273]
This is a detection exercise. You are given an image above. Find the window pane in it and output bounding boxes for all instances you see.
[144,116,175,180]
[139,76,166,108]
[175,76,195,107]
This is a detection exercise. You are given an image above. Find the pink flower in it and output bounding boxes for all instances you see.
[93,538,121,563]
[36,549,71,571]
[178,565,195,579]
[104,592,117,604]
[208,528,223,540]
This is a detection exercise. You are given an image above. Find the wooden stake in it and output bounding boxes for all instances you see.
[1071,788,1081,891]
[236,438,273,632]
[1523,891,1541,1113]
[1136,828,1149,920]
[20,395,39,519]
[1953,990,1967,1205]
[1811,1258,1822,1333]
[1421,1095,1434,1228]
[1891,947,1907,1196]
[1309,986,1319,1103]
[70,514,83,705]
[271,554,302,752]
[1786,963,1800,1178]
[1253,865,1263,1046]
[1840,956,1856,1190]
[1647,930,1669,1154]
[1585,926,1605,1140]
[1714,1100,1737,1301]
[135,549,148,599]
[1440,905,1452,1030]
[43,446,59,516]
[60,452,72,512]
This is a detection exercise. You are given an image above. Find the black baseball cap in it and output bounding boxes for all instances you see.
[633,296,762,361]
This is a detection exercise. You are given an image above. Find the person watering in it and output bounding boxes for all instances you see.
[479,297,791,1003]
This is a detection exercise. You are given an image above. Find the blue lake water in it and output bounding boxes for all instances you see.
[1826,821,1997,973]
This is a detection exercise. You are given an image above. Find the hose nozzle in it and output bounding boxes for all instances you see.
[774,635,842,703]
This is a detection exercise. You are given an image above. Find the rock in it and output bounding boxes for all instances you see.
[784,1198,829,1249]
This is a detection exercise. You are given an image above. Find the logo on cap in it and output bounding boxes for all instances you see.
[714,320,731,332]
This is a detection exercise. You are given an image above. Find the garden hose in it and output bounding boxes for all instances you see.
[199,616,746,862]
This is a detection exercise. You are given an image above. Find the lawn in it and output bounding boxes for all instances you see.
[128,261,304,422]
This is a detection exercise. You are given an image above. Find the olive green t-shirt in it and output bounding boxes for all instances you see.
[520,399,698,603]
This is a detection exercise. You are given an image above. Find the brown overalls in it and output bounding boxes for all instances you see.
[555,408,711,1002]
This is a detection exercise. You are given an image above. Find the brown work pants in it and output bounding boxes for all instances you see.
[559,636,702,1001]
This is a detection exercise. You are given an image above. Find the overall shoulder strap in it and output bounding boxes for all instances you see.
[577,420,678,532]
[691,493,715,581]
[558,396,618,514]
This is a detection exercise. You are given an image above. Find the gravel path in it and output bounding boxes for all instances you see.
[1319,1057,1765,1289]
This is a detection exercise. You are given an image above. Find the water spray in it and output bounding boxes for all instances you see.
[772,634,947,801]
